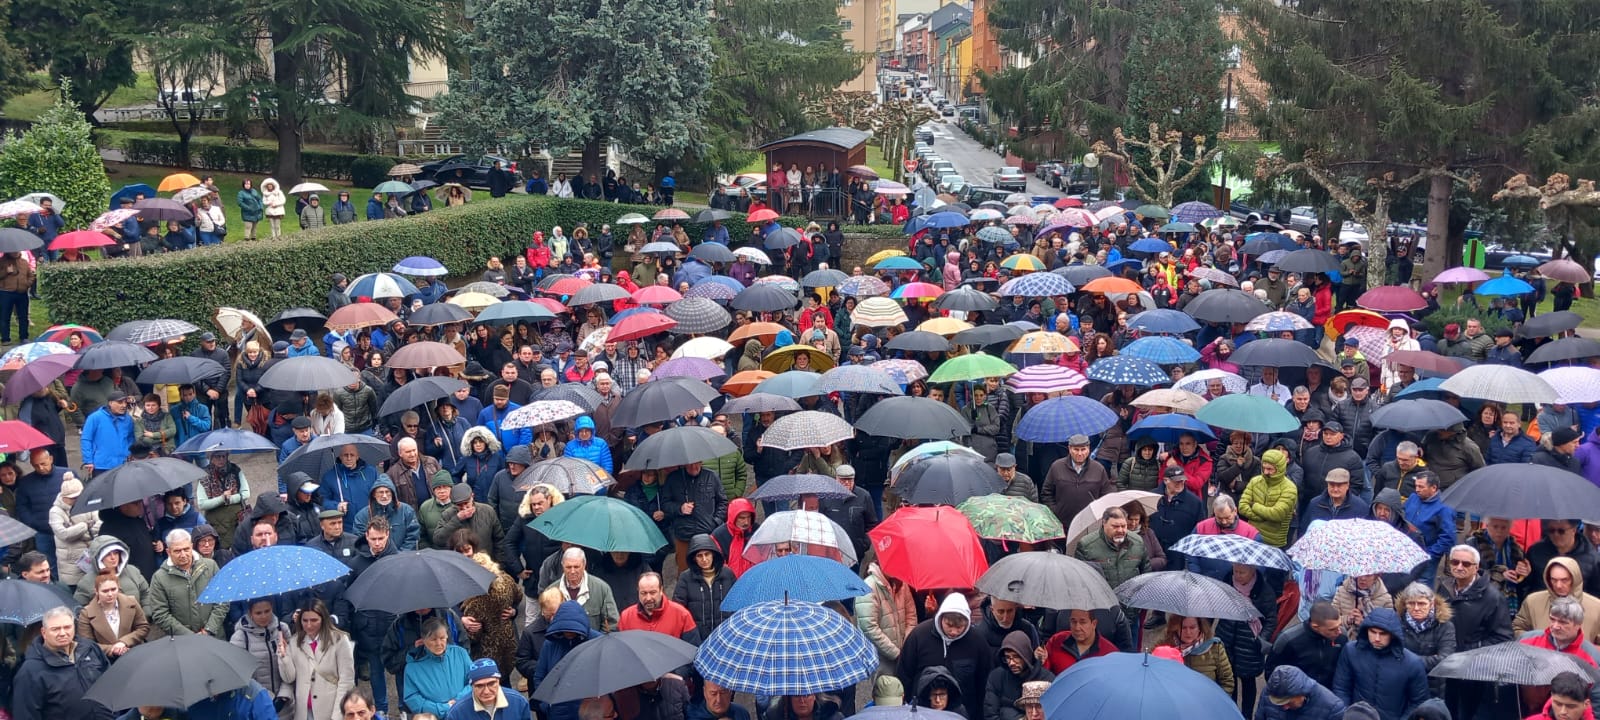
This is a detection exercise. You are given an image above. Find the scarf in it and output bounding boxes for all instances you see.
[1402,608,1436,635]
[1233,576,1262,635]
[200,462,240,499]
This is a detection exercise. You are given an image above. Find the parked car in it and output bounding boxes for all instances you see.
[1035,161,1063,182]
[916,126,936,144]
[962,185,1012,206]
[993,166,1027,191]
[940,106,956,117]
[1057,164,1097,195]
[925,161,955,185]
[938,174,966,194]
[715,173,768,209]
[420,154,521,188]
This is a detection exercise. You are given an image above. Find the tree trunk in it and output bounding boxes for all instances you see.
[271,43,304,186]
[1421,174,1452,282]
[581,137,604,184]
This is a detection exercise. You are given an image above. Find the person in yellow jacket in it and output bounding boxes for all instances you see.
[1238,448,1298,548]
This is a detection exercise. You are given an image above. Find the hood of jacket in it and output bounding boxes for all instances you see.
[1261,447,1288,477]
[547,600,599,639]
[725,498,755,539]
[369,475,399,511]
[688,533,725,573]
[1356,607,1406,656]
[999,630,1037,674]
[460,426,502,456]
[1372,488,1404,517]
[1342,701,1381,720]
[575,415,596,433]
[914,666,963,710]
[936,593,971,649]
[89,535,132,574]
[1263,664,1317,699]
[191,523,220,548]
[1131,439,1159,465]
[251,491,290,520]
[1546,555,1587,595]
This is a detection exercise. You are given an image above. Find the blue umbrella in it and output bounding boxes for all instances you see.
[1087,356,1171,386]
[346,272,420,300]
[1016,396,1120,443]
[1256,249,1289,265]
[197,545,352,603]
[1127,414,1217,445]
[1502,254,1542,269]
[173,428,278,456]
[392,256,448,277]
[676,259,712,287]
[109,183,158,209]
[610,307,665,326]
[1170,201,1223,224]
[1121,336,1201,365]
[818,365,903,395]
[875,256,924,271]
[687,280,740,301]
[0,579,76,625]
[754,372,823,398]
[1241,232,1298,254]
[902,216,927,235]
[1395,376,1450,399]
[923,212,971,229]
[998,272,1074,297]
[694,600,877,696]
[748,474,852,503]
[721,556,871,611]
[1128,238,1173,255]
[1475,274,1535,297]
[1127,309,1200,335]
[1105,258,1144,274]
[474,300,558,325]
[1040,652,1243,720]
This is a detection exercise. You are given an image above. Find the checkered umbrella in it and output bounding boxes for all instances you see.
[1016,396,1119,443]
[502,400,589,430]
[1006,364,1089,394]
[694,600,877,696]
[108,318,200,345]
[1175,368,1247,395]
[1121,336,1200,365]
[818,365,903,395]
[0,514,36,547]
[744,510,857,565]
[1288,518,1431,575]
[1086,356,1170,386]
[1115,570,1263,621]
[686,280,740,301]
[1170,533,1292,571]
[998,272,1074,297]
[664,297,733,334]
[760,411,854,450]
[748,474,852,503]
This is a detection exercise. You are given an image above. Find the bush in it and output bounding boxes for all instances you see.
[110,132,402,183]
[349,156,394,189]
[37,195,907,329]
[0,84,113,229]
[1416,306,1512,339]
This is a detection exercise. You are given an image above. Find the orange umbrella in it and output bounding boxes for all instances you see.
[721,370,774,397]
[326,302,399,332]
[1326,309,1388,338]
[1080,277,1144,295]
[728,322,786,345]
[747,208,780,223]
[157,173,202,192]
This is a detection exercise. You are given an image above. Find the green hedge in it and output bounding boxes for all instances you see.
[107,133,403,182]
[37,196,907,330]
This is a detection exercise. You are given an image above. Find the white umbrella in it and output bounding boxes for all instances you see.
[1065,490,1161,552]
[733,247,771,265]
[1538,366,1600,404]
[0,199,42,219]
[214,307,270,345]
[172,186,214,205]
[1175,368,1247,395]
[17,192,63,210]
[288,182,330,195]
[1439,364,1558,405]
[743,510,858,566]
[671,337,735,361]
[579,327,611,354]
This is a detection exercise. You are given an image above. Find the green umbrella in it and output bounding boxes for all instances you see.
[1134,204,1170,219]
[927,352,1017,384]
[1158,221,1197,233]
[1194,393,1300,433]
[528,495,668,553]
[373,180,413,194]
[956,494,1065,543]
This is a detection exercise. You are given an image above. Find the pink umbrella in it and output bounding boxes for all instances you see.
[1539,259,1591,284]
[1003,215,1038,226]
[631,285,683,305]
[1433,267,1490,284]
[1357,285,1429,312]
[1007,364,1089,394]
[608,312,676,343]
[1054,208,1098,227]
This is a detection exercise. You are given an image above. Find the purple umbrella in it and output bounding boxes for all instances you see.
[650,357,726,382]
[1,353,78,404]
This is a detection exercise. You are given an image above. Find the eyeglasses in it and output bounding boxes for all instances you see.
[1449,559,1477,567]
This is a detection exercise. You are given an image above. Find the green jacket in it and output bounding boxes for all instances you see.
[1118,454,1162,492]
[1238,473,1298,548]
[417,498,450,549]
[706,449,749,500]
[1339,255,1366,286]
[1073,528,1147,589]
[147,556,226,637]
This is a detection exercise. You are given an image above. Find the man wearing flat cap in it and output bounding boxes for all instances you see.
[1041,434,1114,529]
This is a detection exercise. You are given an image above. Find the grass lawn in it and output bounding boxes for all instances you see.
[737,143,899,181]
[3,73,159,122]
[97,128,354,156]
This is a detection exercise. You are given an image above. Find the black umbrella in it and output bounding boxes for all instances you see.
[378,376,470,416]
[975,552,1119,610]
[344,549,496,613]
[1229,338,1323,368]
[0,514,36,547]
[268,307,328,336]
[1518,311,1583,340]
[613,377,720,427]
[0,579,76,625]
[1440,464,1600,519]
[1273,249,1341,274]
[1183,289,1270,324]
[693,208,734,224]
[720,392,801,415]
[731,284,797,313]
[894,452,1004,505]
[1115,570,1263,620]
[78,457,207,513]
[764,227,803,250]
[623,425,739,470]
[951,324,1024,347]
[1370,399,1468,432]
[801,268,850,288]
[132,198,193,221]
[0,228,44,253]
[931,287,998,313]
[106,319,200,345]
[533,630,699,703]
[1528,337,1600,365]
[663,297,732,334]
[1055,264,1114,286]
[570,283,632,307]
[686,242,737,264]
[258,355,359,392]
[83,635,258,710]
[407,302,474,327]
[534,383,605,413]
[854,396,971,439]
[277,433,394,479]
[137,357,226,386]
[76,340,159,370]
[1430,641,1600,685]
[884,330,953,353]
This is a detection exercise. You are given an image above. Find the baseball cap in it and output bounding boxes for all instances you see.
[107,390,130,402]
[200,332,217,342]
[299,479,320,494]
[1322,420,1345,433]
[1163,465,1186,480]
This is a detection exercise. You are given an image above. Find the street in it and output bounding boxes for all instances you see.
[920,115,1059,197]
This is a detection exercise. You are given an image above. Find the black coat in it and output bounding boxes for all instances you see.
[1525,535,1600,596]
[1434,574,1512,650]
[1150,490,1206,551]
[1300,438,1364,515]
[897,622,993,720]
[981,632,1052,720]
[672,535,735,638]
[1266,622,1346,690]
[347,536,399,659]
[10,635,114,720]
[1215,576,1279,678]
[661,467,728,540]
[503,516,561,597]
[819,487,878,561]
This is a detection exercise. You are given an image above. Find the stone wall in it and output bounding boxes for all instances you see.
[839,233,908,273]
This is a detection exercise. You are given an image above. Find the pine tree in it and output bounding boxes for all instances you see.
[0,81,112,229]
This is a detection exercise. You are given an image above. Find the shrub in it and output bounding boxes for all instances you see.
[1415,306,1512,339]
[349,156,394,189]
[109,132,402,183]
[0,83,113,229]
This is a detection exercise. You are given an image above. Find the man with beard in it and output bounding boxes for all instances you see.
[618,572,700,644]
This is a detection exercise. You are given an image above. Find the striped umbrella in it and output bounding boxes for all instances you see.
[1016,396,1119,442]
[1086,356,1170,386]
[851,297,908,327]
[1121,336,1200,365]
[346,272,419,300]
[1006,364,1089,394]
[891,282,944,300]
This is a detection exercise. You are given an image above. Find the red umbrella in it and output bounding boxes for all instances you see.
[49,230,116,251]
[545,277,592,296]
[609,312,677,343]
[747,208,780,223]
[1387,349,1465,376]
[1357,285,1429,313]
[632,286,683,305]
[867,506,989,590]
[0,420,55,454]
[529,297,568,314]
[1054,197,1084,209]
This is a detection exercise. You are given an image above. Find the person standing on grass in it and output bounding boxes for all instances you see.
[331,191,358,224]
[261,178,287,237]
[195,195,225,246]
[238,179,264,240]
[300,195,326,230]
[0,248,35,345]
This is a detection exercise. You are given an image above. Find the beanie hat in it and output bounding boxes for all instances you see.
[467,658,501,684]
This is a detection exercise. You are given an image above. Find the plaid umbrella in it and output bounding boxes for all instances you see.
[1288,518,1430,575]
[1115,570,1263,620]
[760,411,854,450]
[956,494,1065,542]
[516,456,614,495]
[1440,364,1558,404]
[1086,356,1170,386]
[1170,534,1291,571]
[837,275,891,298]
[1121,336,1200,365]
[976,226,1013,244]
[818,365,903,395]
[744,510,857,565]
[721,556,871,611]
[1430,642,1600,685]
[1170,201,1222,224]
[651,357,726,382]
[108,318,200,345]
[694,600,877,696]
[1006,364,1089,394]
[998,272,1073,297]
[686,279,740,301]
[749,474,852,503]
[1016,396,1119,442]
[0,514,36,546]
[1244,311,1314,333]
[1540,366,1600,404]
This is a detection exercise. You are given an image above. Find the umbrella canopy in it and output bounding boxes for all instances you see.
[664,297,732,334]
[107,318,200,345]
[1086,356,1170,386]
[927,352,1017,383]
[1116,570,1263,620]
[1288,518,1432,575]
[377,376,470,416]
[695,600,877,696]
[1358,286,1430,313]
[1126,309,1202,335]
[1274,249,1340,273]
[502,399,588,430]
[894,452,1006,506]
[748,474,852,503]
[956,494,1065,542]
[277,433,393,479]
[1519,311,1584,340]
[346,272,419,300]
[935,287,1001,314]
[871,358,929,384]
[1056,264,1114,286]
[760,411,855,450]
[652,356,727,382]
[0,199,41,219]
[761,345,836,373]
[406,302,474,328]
[0,353,77,403]
[1441,463,1600,519]
[801,268,850,288]
[1370,398,1468,432]
[385,340,467,370]
[76,340,158,370]
[1230,338,1324,368]
[569,283,633,307]
[1439,364,1557,404]
[838,275,892,298]
[1175,368,1248,395]
[1040,652,1244,720]
[0,514,35,547]
[1244,311,1315,334]
[687,242,738,264]
[1476,274,1535,296]
[0,420,51,455]
[1435,266,1492,283]
[754,372,823,399]
[1540,366,1600,404]
[732,283,798,313]
[721,372,778,399]
[258,355,358,392]
[998,272,1074,297]
[0,579,76,625]
[1126,413,1216,445]
[884,330,953,353]
[136,356,226,386]
[78,457,205,513]
[952,324,1025,349]
[1129,388,1208,415]
[624,425,739,471]
[610,312,677,343]
[976,551,1119,610]
[1170,533,1291,571]
[173,428,278,456]
[1195,393,1300,433]
[852,297,910,326]
[1170,201,1222,223]
[854,396,970,440]
[1006,364,1088,394]
[1528,337,1600,365]
[744,510,858,565]
[1064,490,1162,549]
[613,376,720,427]
[325,302,398,332]
[1184,288,1269,324]
[722,555,870,611]
[530,494,668,552]
[1430,641,1600,686]
[1539,258,1591,284]
[1187,266,1238,288]
[83,635,259,711]
[721,392,800,414]
[1385,349,1468,376]
[1016,396,1119,443]
[534,631,700,704]
[392,256,448,277]
[892,281,946,301]
[473,300,557,325]
[515,456,614,495]
[1121,336,1201,364]
[818,365,903,395]
[869,506,990,589]
[198,544,351,603]
[0,340,72,370]
[344,549,495,613]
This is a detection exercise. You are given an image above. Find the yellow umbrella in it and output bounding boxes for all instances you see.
[1008,331,1078,354]
[447,292,502,311]
[917,317,974,336]
[1001,254,1047,272]
[761,345,836,373]
[158,173,202,192]
[214,307,270,345]
[865,249,907,266]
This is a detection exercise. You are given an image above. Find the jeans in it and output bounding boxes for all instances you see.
[33,532,56,579]
[198,230,222,246]
[0,289,29,342]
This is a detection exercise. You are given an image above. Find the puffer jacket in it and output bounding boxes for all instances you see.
[672,534,736,638]
[48,495,101,581]
[534,602,601,720]
[147,555,227,637]
[1117,441,1162,491]
[351,476,421,551]
[1216,574,1279,678]
[704,448,749,500]
[332,382,378,433]
[229,610,291,695]
[563,416,613,473]
[320,460,379,513]
[1176,636,1234,690]
[402,642,472,717]
[1332,396,1379,456]
[1300,436,1363,517]
[1256,665,1346,720]
[981,631,1053,720]
[857,562,917,673]
[1238,448,1297,548]
[73,536,150,606]
[10,634,114,720]
[1420,432,1484,489]
[1073,527,1146,589]
[1331,608,1431,720]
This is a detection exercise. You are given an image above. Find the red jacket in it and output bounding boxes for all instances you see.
[1043,631,1117,674]
[526,240,551,269]
[798,306,834,331]
[1193,517,1260,539]
[1521,631,1600,666]
[619,599,698,641]
[1526,699,1596,720]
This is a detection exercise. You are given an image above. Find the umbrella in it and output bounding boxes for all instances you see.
[76,340,158,370]
[567,283,632,307]
[266,308,328,336]
[1039,652,1243,720]
[156,172,201,192]
[1195,394,1299,433]
[391,256,450,279]
[732,284,798,313]
[687,242,738,264]
[733,247,772,265]
[1395,377,1450,399]
[1430,641,1600,685]
[387,162,423,176]
[137,357,226,386]
[753,275,801,292]
[1358,286,1430,313]
[1370,398,1468,432]
[652,357,727,382]
[1115,570,1263,620]
[1186,267,1239,287]
[1120,310,1198,337]
[1540,366,1600,404]
[952,324,1025,348]
[1175,369,1246,397]
[473,301,557,326]
[450,292,503,312]
[1274,249,1340,273]
[1051,264,1110,287]
[874,255,924,272]
[1170,201,1223,223]
[1519,311,1584,340]
[1016,396,1119,443]
[1230,338,1324,368]
[377,376,470,416]
[1086,356,1170,386]
[695,600,877,696]
[1439,364,1557,404]
[1000,254,1048,272]
[801,268,850,288]
[744,510,858,565]
[871,358,929,384]
[132,198,193,222]
[854,396,970,439]
[1476,274,1535,296]
[759,411,854,450]
[884,330,953,353]
[109,183,158,208]
[1184,288,1269,324]
[1288,518,1432,575]
[765,227,804,250]
[502,400,588,430]
[979,550,1121,613]
[0,353,76,404]
[1157,221,1197,234]
[721,370,776,398]
[346,272,419,300]
[0,513,34,547]
[1528,337,1600,365]
[1006,364,1088,394]
[761,346,835,373]
[749,474,852,503]
[0,199,41,219]
[890,442,984,479]
[1121,336,1201,364]
[173,428,277,456]
[692,208,734,224]
[609,312,677,343]
[1127,237,1174,255]
[754,372,823,399]
[664,297,732,334]
[107,318,200,345]
[998,272,1074,297]
[276,433,393,479]
[927,352,1016,383]
[1441,464,1600,519]
[640,241,683,257]
[894,452,1006,506]
[83,635,260,711]
[198,544,351,603]
[976,226,1014,244]
[1126,414,1216,446]
[0,421,51,455]
[406,303,476,329]
[531,494,668,553]
[258,355,358,392]
[893,282,946,301]
[1170,534,1291,571]
[1435,266,1492,284]
[0,340,71,372]
[286,181,329,195]
[369,180,413,195]
[1244,311,1314,334]
[344,549,495,613]
[89,208,138,234]
[546,276,592,296]
[0,578,75,625]
[653,208,690,221]
[818,365,903,395]
[1064,490,1163,548]
[533,631,699,704]
[932,287,999,314]
[612,376,719,427]
[721,555,871,611]
[721,392,800,415]
[48,230,115,251]
[1129,387,1208,414]
[956,494,1065,543]
[616,212,651,225]
[78,457,206,513]
[516,456,614,495]
[623,425,738,470]
[1385,349,1467,376]
[1539,258,1591,284]
[838,275,892,298]
[869,506,990,589]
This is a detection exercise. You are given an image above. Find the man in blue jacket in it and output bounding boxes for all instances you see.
[26,199,64,261]
[322,444,380,514]
[477,386,531,450]
[534,602,601,720]
[1402,471,1456,586]
[563,416,613,474]
[448,658,531,720]
[81,390,135,478]
[1331,608,1430,720]
[1255,665,1344,720]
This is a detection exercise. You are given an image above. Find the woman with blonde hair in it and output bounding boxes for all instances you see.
[1159,615,1233,690]
[278,597,355,720]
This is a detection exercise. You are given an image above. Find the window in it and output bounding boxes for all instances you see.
[1226,45,1242,69]
[841,19,852,30]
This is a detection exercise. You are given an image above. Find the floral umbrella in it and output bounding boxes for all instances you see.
[955,494,1065,543]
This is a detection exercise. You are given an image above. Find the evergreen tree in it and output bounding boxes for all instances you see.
[7,0,137,119]
[0,81,111,229]
[982,0,1138,150]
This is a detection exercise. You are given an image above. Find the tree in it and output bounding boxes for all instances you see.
[437,0,712,181]
[1495,173,1600,291]
[982,0,1138,150]
[0,0,31,109]
[136,7,259,167]
[0,81,112,229]
[8,0,137,120]
[1091,124,1223,208]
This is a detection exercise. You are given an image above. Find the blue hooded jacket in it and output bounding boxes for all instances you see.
[1401,490,1456,559]
[563,416,613,473]
[322,459,379,510]
[1331,608,1430,720]
[353,476,421,550]
[478,401,532,450]
[533,602,600,720]
[1256,665,1345,720]
[81,405,135,470]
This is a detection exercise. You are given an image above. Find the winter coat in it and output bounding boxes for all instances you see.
[981,631,1053,720]
[1216,574,1279,678]
[673,535,735,638]
[1435,572,1513,651]
[352,476,421,551]
[261,179,287,218]
[1393,595,1454,694]
[1332,396,1379,457]
[230,612,292,695]
[147,556,226,638]
[898,594,993,720]
[49,496,101,581]
[1266,621,1347,691]
[1073,527,1147,589]
[1527,534,1600,596]
[534,602,600,720]
[1298,492,1371,537]
[1420,432,1484,489]
[1255,665,1346,720]
[404,642,472,717]
[1174,636,1234,690]
[1402,491,1457,560]
[662,466,729,540]
[1487,431,1538,465]
[1331,609,1431,720]
[332,383,379,434]
[432,501,504,561]
[238,188,265,222]
[710,497,757,577]
[705,449,749,501]
[1212,445,1262,501]
[857,562,917,673]
[1300,437,1364,517]
[541,572,618,633]
[321,460,379,513]
[1239,449,1297,548]
[77,591,149,657]
[81,406,135,470]
[10,635,114,720]
[1150,488,1205,552]
[73,536,150,606]
[1514,556,1600,641]
[1041,457,1115,529]
[1536,446,1584,473]
[1117,445,1162,492]
[279,630,356,720]
[1576,428,1600,488]
[1332,576,1394,639]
